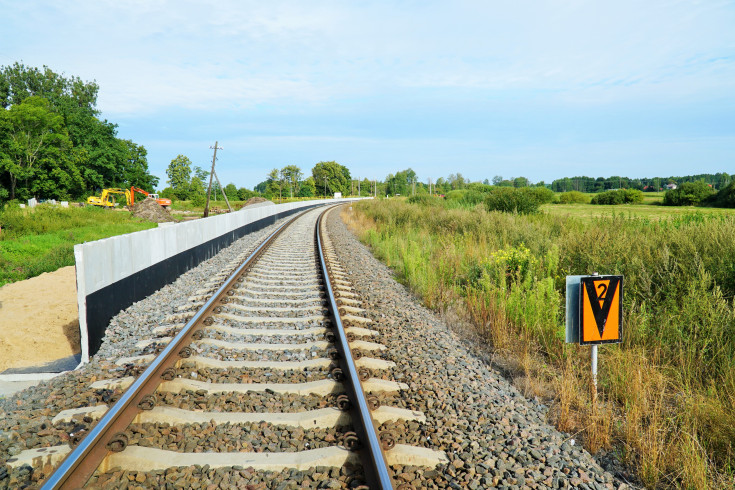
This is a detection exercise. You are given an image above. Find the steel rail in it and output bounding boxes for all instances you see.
[42,211,305,489]
[316,208,395,489]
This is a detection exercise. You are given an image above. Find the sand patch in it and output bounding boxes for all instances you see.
[0,266,80,372]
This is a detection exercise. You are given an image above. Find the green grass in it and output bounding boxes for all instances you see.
[0,205,157,286]
[348,198,735,488]
[545,201,735,220]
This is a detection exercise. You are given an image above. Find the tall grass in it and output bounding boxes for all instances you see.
[346,199,735,488]
[0,205,157,285]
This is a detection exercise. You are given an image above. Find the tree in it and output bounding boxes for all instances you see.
[188,176,205,199]
[298,177,316,197]
[311,161,350,196]
[224,182,238,200]
[188,177,206,206]
[193,166,209,182]
[447,173,466,190]
[265,168,284,201]
[254,180,268,194]
[120,139,157,191]
[513,176,530,188]
[166,155,192,199]
[492,175,503,185]
[435,177,449,194]
[360,178,372,197]
[663,181,714,206]
[237,187,257,200]
[0,62,156,199]
[280,165,303,198]
[0,62,98,112]
[0,96,76,200]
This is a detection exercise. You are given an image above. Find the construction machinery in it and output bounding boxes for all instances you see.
[86,187,171,208]
[130,187,171,207]
[86,188,130,208]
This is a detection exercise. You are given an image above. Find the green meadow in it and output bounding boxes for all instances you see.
[347,197,735,489]
[0,205,157,286]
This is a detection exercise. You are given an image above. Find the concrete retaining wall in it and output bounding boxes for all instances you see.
[74,199,360,363]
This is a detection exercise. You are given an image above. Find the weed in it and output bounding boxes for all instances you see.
[345,198,735,487]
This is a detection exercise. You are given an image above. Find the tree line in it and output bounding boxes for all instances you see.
[550,173,733,193]
[0,62,158,203]
[253,161,353,199]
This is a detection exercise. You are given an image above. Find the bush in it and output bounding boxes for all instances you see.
[190,193,205,207]
[444,190,485,208]
[445,190,467,201]
[663,181,715,206]
[711,181,735,208]
[406,195,443,206]
[590,189,644,205]
[484,187,552,214]
[237,188,258,200]
[559,191,589,204]
[159,187,178,202]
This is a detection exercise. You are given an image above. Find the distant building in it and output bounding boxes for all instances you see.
[666,183,678,190]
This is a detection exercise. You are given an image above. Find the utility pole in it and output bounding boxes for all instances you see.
[358,178,360,196]
[204,141,222,218]
[212,168,233,212]
[324,176,327,197]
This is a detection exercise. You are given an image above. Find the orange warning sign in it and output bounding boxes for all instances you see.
[580,276,623,345]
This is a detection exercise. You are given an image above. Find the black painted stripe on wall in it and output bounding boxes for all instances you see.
[84,205,322,356]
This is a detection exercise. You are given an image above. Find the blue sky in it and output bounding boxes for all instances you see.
[2,0,734,189]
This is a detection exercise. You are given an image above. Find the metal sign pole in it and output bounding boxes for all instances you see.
[591,344,598,400]
[590,272,599,401]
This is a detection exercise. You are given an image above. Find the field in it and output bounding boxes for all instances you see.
[345,197,735,489]
[0,205,157,286]
[546,200,735,221]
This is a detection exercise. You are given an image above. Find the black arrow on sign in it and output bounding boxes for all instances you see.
[584,277,620,338]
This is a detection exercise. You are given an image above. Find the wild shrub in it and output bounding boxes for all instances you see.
[663,181,714,206]
[711,181,735,207]
[484,187,553,214]
[190,193,206,207]
[445,190,467,201]
[558,190,589,204]
[406,194,442,206]
[590,189,644,205]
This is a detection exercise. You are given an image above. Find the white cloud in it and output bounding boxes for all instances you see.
[3,0,733,115]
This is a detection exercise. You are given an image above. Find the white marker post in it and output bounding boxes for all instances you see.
[590,272,599,400]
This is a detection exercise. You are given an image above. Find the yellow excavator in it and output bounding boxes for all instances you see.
[86,187,172,208]
[86,188,130,207]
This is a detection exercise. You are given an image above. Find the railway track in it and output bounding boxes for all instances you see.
[29,205,445,489]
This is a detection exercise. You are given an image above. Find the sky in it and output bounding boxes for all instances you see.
[2,0,734,189]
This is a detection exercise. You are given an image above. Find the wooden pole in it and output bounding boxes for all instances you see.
[204,142,221,217]
[213,169,233,212]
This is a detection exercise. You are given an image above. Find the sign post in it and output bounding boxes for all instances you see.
[566,273,623,399]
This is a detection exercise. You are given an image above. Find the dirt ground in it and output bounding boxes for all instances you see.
[0,266,79,372]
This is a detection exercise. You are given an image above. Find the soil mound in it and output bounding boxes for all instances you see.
[131,198,174,223]
[243,197,271,206]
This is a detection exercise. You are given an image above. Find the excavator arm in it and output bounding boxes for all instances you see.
[129,187,149,206]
